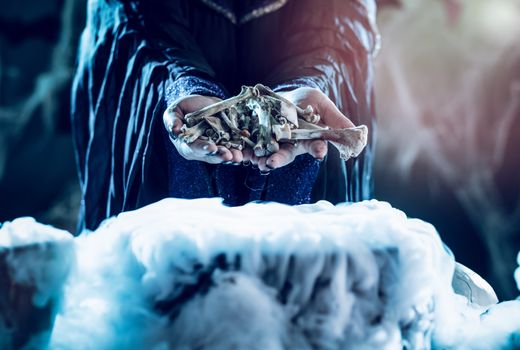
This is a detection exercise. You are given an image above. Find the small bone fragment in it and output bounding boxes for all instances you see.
[272,124,292,141]
[301,105,320,124]
[223,141,244,150]
[267,140,280,153]
[179,121,207,143]
[228,107,239,124]
[280,101,298,127]
[254,142,269,157]
[203,116,230,144]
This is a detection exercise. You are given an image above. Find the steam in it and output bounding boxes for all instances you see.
[0,218,73,307]
[2,199,518,349]
[0,218,74,350]
[375,0,520,297]
[1,199,518,349]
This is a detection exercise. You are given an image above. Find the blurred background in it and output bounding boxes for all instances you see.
[0,0,519,300]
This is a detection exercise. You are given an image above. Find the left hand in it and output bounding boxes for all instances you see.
[163,95,244,164]
[250,87,355,172]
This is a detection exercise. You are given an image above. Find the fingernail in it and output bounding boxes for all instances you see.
[242,160,251,166]
[207,151,218,156]
[260,170,270,176]
[223,161,232,165]
[233,162,241,166]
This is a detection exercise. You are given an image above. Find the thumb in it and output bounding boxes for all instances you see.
[163,105,184,136]
[317,98,355,129]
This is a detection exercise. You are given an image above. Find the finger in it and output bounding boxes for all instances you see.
[174,141,219,164]
[200,145,233,164]
[230,148,243,164]
[258,157,268,172]
[216,146,233,162]
[250,154,260,166]
[172,115,184,135]
[265,143,300,169]
[242,148,253,163]
[317,98,355,129]
[304,140,328,160]
[163,108,184,135]
[189,139,218,156]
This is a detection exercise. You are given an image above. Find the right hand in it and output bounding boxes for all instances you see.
[163,95,245,164]
[252,87,355,172]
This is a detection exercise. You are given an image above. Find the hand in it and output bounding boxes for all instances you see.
[252,87,356,172]
[163,95,245,164]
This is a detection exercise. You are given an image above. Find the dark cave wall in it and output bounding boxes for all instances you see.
[0,0,86,232]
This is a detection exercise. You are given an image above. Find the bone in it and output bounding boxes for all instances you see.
[241,136,256,148]
[184,86,255,126]
[248,97,274,157]
[203,116,230,144]
[220,111,241,133]
[266,140,280,153]
[280,101,299,127]
[254,84,320,124]
[179,121,208,143]
[223,141,244,150]
[203,115,226,132]
[297,118,326,130]
[283,125,369,160]
[301,105,320,124]
[254,142,269,157]
[272,124,292,141]
[227,108,240,130]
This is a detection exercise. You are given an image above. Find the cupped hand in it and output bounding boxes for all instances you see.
[252,87,356,172]
[163,95,245,164]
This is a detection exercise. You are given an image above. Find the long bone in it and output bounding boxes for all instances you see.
[280,125,369,160]
[254,84,320,124]
[219,111,240,134]
[184,86,257,127]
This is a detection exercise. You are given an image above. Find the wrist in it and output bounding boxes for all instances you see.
[166,75,227,106]
[272,77,323,93]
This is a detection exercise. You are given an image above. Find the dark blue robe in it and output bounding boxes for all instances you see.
[71,0,378,230]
